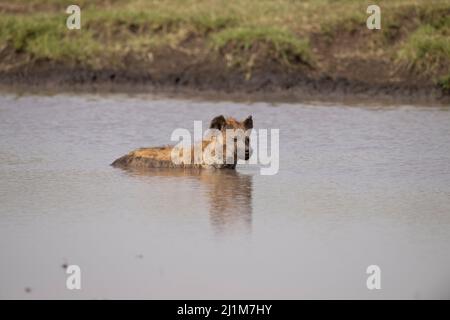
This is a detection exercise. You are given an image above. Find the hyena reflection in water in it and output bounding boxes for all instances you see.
[202,170,252,234]
[124,168,252,234]
[111,115,253,169]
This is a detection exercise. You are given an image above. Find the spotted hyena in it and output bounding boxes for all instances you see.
[111,115,253,170]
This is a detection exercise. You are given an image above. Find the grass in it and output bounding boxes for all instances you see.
[390,2,450,76]
[397,25,450,74]
[83,9,238,34]
[211,27,312,67]
[0,0,449,85]
[0,13,101,66]
[438,74,450,91]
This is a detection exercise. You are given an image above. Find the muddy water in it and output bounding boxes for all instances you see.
[0,94,449,299]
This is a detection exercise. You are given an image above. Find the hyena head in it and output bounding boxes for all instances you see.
[207,115,253,168]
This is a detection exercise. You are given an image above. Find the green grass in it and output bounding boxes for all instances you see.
[211,27,312,67]
[397,25,450,73]
[0,0,449,85]
[381,1,449,77]
[438,74,450,91]
[84,10,237,34]
[0,14,60,52]
[0,13,100,66]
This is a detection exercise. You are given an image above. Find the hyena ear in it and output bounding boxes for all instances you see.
[243,115,253,129]
[209,115,226,130]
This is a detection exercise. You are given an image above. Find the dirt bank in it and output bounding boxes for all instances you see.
[1,38,448,105]
[0,0,449,105]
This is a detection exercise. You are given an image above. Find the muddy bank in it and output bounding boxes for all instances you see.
[0,59,448,105]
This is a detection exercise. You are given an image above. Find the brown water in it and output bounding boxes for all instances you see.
[0,94,449,299]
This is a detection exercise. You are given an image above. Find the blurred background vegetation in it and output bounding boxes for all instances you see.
[0,0,449,90]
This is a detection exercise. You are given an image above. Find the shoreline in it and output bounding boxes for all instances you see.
[1,67,448,106]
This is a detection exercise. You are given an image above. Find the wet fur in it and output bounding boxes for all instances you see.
[111,115,253,170]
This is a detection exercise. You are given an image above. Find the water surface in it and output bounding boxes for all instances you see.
[0,94,449,299]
